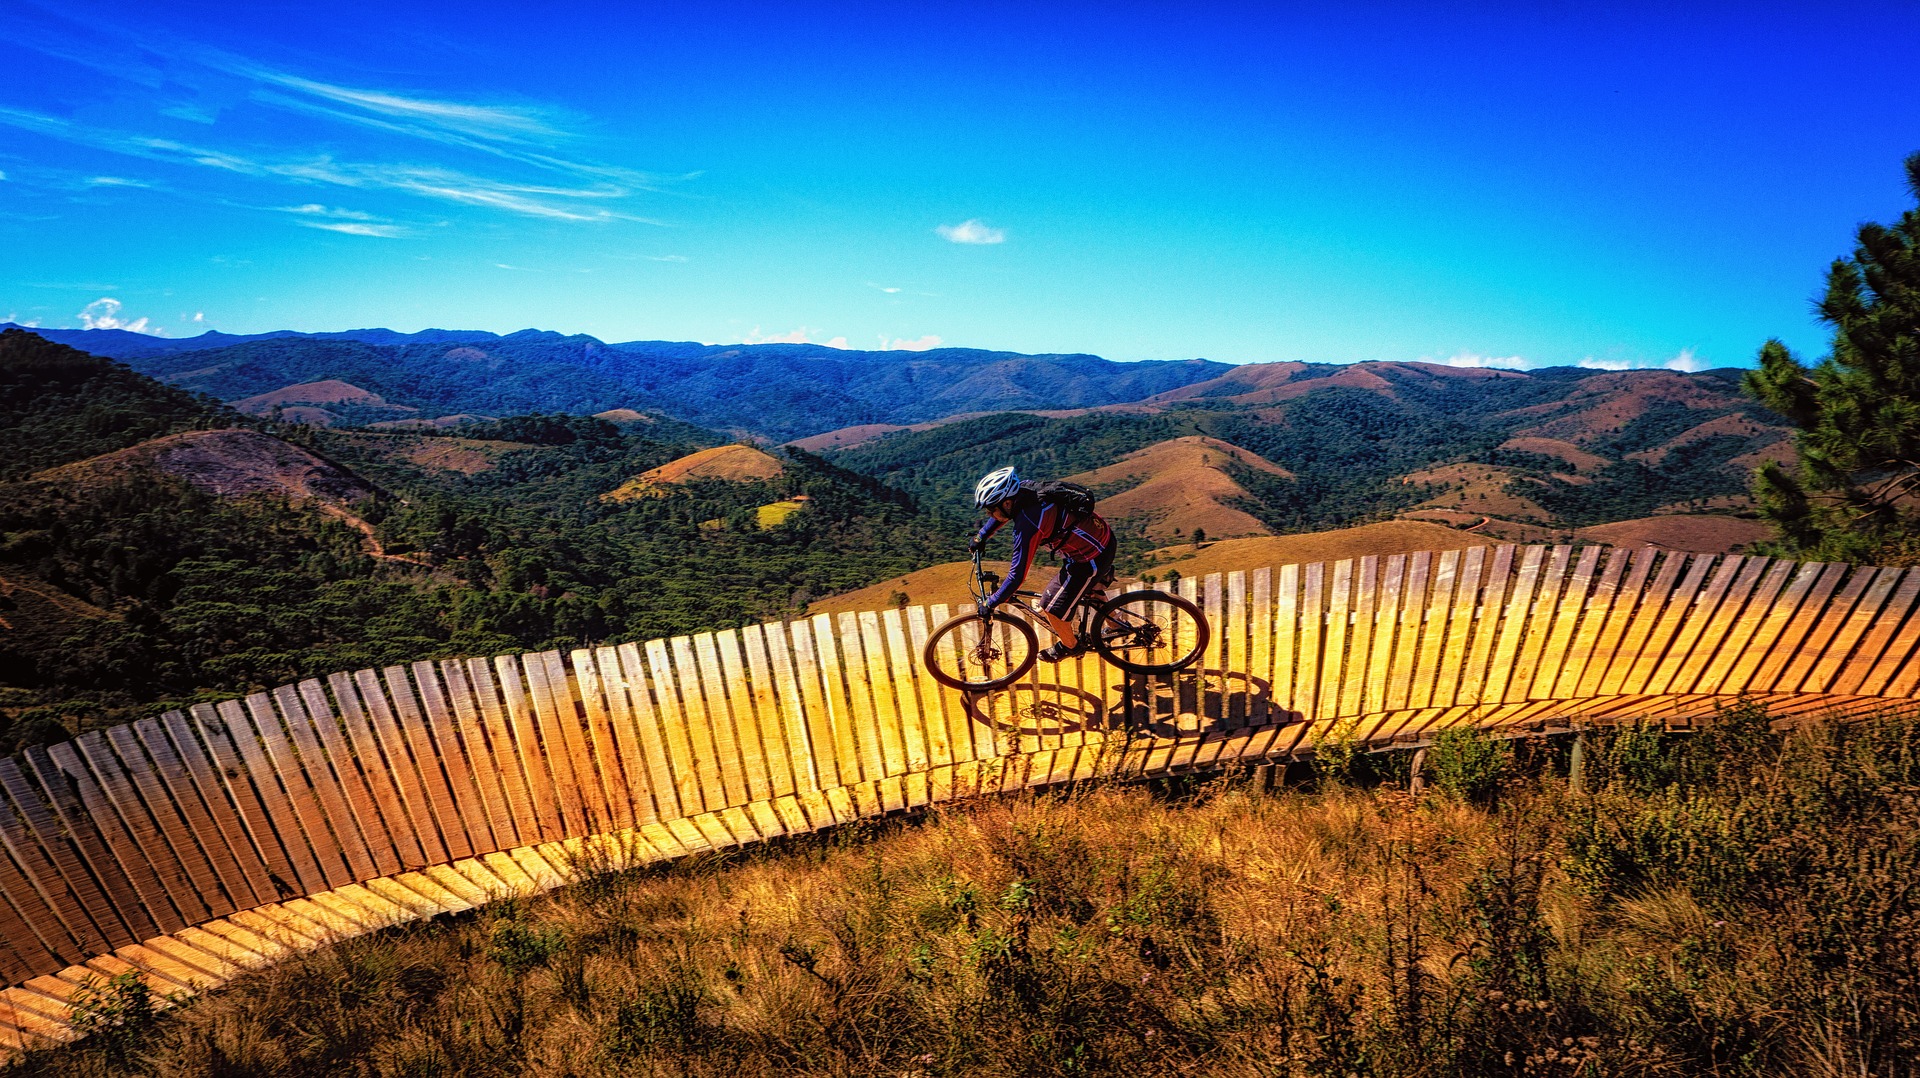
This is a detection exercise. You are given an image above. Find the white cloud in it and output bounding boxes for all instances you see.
[1575,349,1711,372]
[280,202,377,220]
[0,169,9,180]
[85,175,148,187]
[742,326,850,348]
[77,297,163,335]
[867,282,903,294]
[298,220,407,237]
[5,313,39,327]
[192,312,206,323]
[937,218,1005,244]
[883,334,943,351]
[1424,351,1527,369]
[647,254,687,262]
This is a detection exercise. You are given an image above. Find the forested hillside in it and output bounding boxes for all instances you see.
[0,333,968,750]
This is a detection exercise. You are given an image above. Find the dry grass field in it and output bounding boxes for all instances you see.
[15,704,1917,1077]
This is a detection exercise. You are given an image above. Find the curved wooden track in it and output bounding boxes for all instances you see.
[4,544,1918,1051]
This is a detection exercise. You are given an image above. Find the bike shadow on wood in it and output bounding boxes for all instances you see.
[960,668,1304,740]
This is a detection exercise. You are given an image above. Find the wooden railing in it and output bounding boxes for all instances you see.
[4,544,1917,1051]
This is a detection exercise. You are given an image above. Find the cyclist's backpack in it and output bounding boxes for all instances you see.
[1029,480,1098,523]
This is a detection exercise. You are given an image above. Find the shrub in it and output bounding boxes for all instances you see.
[1428,725,1510,803]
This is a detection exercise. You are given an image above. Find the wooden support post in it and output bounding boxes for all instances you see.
[1408,747,1430,794]
[1568,732,1587,794]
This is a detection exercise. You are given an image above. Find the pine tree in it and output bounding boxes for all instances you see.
[1745,151,1920,562]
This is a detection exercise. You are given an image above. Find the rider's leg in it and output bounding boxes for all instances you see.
[1038,561,1097,655]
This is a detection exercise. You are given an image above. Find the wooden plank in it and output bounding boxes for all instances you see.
[1643,555,1747,695]
[1362,556,1404,716]
[1293,562,1327,721]
[1594,551,1687,696]
[609,643,681,822]
[1268,564,1299,719]
[1246,568,1274,721]
[1776,565,1883,693]
[458,660,534,846]
[1317,559,1353,719]
[347,669,448,864]
[166,712,279,915]
[642,638,709,816]
[1846,570,1920,696]
[1406,550,1458,710]
[1381,552,1428,713]
[491,656,566,842]
[745,623,808,797]
[297,680,400,878]
[128,720,254,914]
[1519,546,1587,700]
[570,650,636,832]
[241,692,351,890]
[0,758,130,955]
[386,665,481,856]
[1551,548,1627,699]
[1575,549,1659,697]
[1745,563,1850,693]
[761,622,831,790]
[1481,546,1548,705]
[786,621,847,790]
[1336,557,1377,717]
[712,630,776,803]
[411,662,500,853]
[1698,560,1816,695]
[1430,546,1488,706]
[41,741,179,940]
[1620,554,1717,695]
[436,661,520,852]
[1801,566,1906,693]
[1661,556,1769,696]
[98,726,222,922]
[1220,570,1248,725]
[675,635,742,809]
[807,614,871,784]
[325,673,425,869]
[1456,544,1518,704]
[903,610,955,770]
[881,609,933,772]
[186,705,303,901]
[853,612,907,774]
[833,613,891,783]
[0,759,108,958]
[271,686,378,883]
[579,649,644,829]
[22,746,159,945]
[532,651,603,834]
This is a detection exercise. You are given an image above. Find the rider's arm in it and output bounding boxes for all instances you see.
[984,502,1049,607]
[973,515,1006,548]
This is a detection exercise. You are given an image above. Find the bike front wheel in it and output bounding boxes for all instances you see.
[923,610,1040,691]
[1090,589,1209,674]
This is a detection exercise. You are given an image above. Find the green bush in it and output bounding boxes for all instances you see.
[1428,726,1510,803]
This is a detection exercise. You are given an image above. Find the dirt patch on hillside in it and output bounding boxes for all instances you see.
[233,379,392,413]
[37,429,375,504]
[605,444,786,502]
[1401,463,1551,521]
[593,408,655,426]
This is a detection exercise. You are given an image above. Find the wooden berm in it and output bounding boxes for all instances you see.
[3,544,1916,1051]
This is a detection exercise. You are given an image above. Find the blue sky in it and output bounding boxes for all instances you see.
[2,2,1916,369]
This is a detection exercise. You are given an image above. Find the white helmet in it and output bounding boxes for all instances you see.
[973,466,1021,509]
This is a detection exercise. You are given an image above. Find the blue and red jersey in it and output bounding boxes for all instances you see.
[974,487,1113,607]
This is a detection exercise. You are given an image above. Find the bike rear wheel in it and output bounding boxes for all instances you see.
[1090,589,1209,674]
[923,610,1040,691]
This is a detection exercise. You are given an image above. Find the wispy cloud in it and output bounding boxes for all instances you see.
[868,282,904,294]
[300,220,407,237]
[742,326,850,349]
[84,175,149,187]
[279,202,377,220]
[77,297,163,335]
[882,334,943,351]
[937,218,1005,244]
[237,68,565,143]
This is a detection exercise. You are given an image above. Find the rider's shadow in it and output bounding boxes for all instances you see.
[962,669,1303,742]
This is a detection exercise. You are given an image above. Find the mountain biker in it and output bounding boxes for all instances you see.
[969,466,1115,662]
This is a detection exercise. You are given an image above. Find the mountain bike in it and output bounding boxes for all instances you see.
[921,550,1210,692]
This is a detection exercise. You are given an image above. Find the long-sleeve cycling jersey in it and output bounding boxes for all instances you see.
[974,489,1113,608]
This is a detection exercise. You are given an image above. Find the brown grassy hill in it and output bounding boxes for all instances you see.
[591,408,654,427]
[1400,463,1553,522]
[1065,436,1293,541]
[1498,436,1608,472]
[1575,514,1772,553]
[231,379,417,417]
[369,414,494,431]
[1501,370,1784,447]
[787,423,916,451]
[809,520,1493,615]
[1626,413,1789,464]
[604,444,786,502]
[36,429,375,505]
[1137,360,1526,407]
